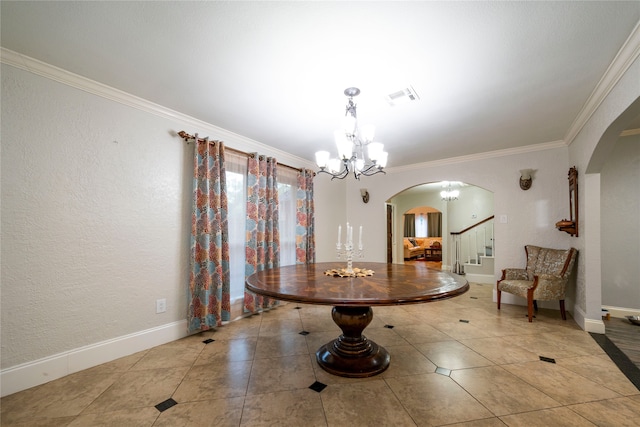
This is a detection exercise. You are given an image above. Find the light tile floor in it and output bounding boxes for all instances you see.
[2,280,640,426]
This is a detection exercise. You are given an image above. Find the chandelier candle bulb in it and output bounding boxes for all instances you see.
[316,151,330,168]
[359,225,363,249]
[379,152,388,168]
[368,142,383,162]
[337,225,342,249]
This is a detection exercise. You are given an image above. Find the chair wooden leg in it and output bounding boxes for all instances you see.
[559,300,566,320]
[497,288,501,310]
[526,289,534,322]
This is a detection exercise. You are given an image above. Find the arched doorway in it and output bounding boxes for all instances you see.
[403,206,443,269]
[387,181,495,283]
[587,100,640,307]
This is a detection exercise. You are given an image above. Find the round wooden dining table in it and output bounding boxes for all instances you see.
[246,262,469,378]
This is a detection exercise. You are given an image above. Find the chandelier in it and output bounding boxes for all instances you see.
[315,87,388,180]
[441,182,459,201]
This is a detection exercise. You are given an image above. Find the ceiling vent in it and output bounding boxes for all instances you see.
[385,86,420,106]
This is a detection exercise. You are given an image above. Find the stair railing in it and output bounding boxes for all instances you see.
[449,216,494,274]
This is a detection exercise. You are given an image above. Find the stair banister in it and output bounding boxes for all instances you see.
[450,216,495,273]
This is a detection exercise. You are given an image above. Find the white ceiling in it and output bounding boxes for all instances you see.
[2,1,639,168]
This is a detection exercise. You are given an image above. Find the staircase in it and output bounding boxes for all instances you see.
[449,216,495,284]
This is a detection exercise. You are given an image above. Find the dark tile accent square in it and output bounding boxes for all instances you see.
[155,398,178,412]
[202,338,215,344]
[299,330,310,336]
[309,381,327,392]
[539,356,556,363]
[435,367,451,376]
[459,319,470,323]
[384,324,394,329]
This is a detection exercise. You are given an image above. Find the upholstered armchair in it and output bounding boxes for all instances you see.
[497,245,578,322]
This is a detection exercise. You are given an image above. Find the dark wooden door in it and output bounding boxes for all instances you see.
[386,204,393,263]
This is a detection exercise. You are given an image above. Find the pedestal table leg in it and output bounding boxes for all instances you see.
[316,306,390,377]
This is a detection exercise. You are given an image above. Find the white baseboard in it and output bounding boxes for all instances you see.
[464,273,495,285]
[601,305,640,319]
[491,291,602,332]
[572,305,605,334]
[1,320,189,397]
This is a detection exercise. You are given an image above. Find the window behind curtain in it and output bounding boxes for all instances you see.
[225,155,298,301]
[415,214,427,237]
[225,153,247,302]
[278,167,298,267]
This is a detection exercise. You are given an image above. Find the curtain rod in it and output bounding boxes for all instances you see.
[177,130,304,173]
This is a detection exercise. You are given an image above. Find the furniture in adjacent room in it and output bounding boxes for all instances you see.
[403,237,442,260]
[424,241,442,261]
[496,245,578,322]
[246,262,469,377]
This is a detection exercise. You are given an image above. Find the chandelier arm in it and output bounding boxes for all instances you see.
[358,162,383,175]
[317,169,349,180]
[360,168,386,177]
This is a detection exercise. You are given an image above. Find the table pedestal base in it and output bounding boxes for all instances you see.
[316,306,390,378]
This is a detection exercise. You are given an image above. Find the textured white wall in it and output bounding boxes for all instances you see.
[443,185,494,232]
[1,65,193,369]
[568,51,640,326]
[601,134,640,308]
[0,63,323,375]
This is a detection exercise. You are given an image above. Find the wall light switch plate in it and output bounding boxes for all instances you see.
[499,215,508,223]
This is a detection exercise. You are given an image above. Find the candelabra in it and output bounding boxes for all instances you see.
[336,223,363,274]
[336,242,364,275]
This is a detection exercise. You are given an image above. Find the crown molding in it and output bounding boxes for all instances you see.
[0,48,314,169]
[564,20,640,145]
[387,139,567,174]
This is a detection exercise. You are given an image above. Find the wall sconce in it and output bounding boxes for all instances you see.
[360,189,370,203]
[519,169,535,190]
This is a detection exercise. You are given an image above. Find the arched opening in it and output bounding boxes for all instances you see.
[387,181,495,283]
[402,206,443,269]
[585,98,640,313]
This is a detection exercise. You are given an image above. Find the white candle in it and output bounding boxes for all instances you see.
[359,225,363,247]
[338,225,341,245]
[346,222,350,245]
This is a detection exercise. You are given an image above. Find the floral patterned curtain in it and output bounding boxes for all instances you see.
[244,154,280,313]
[296,169,315,264]
[187,138,231,333]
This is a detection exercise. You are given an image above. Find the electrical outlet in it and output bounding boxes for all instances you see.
[156,298,167,313]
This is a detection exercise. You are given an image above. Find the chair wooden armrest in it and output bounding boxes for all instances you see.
[499,268,528,281]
